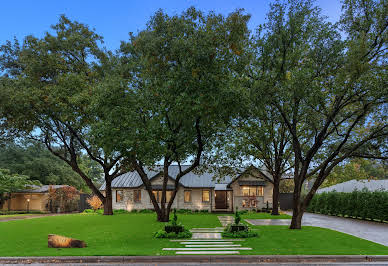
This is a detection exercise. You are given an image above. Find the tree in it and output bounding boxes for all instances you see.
[0,140,103,192]
[0,169,40,209]
[92,7,251,221]
[86,195,103,212]
[252,0,387,229]
[0,16,124,215]
[322,158,387,188]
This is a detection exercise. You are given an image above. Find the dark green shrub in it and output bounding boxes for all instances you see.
[138,209,154,213]
[309,190,388,222]
[130,209,138,213]
[153,228,192,239]
[113,209,130,214]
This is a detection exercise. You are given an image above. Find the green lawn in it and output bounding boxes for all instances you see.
[0,214,36,219]
[241,212,291,219]
[0,213,386,256]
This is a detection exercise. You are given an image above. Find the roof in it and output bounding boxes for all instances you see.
[100,165,238,190]
[17,185,70,193]
[317,179,388,193]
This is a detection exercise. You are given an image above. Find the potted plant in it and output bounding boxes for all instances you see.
[164,209,184,233]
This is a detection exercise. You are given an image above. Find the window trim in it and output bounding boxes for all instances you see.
[116,190,123,203]
[202,189,210,203]
[134,189,141,203]
[184,190,192,203]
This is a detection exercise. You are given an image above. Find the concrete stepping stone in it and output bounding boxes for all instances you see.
[163,247,252,251]
[176,251,240,254]
[170,239,245,242]
[192,232,221,239]
[185,244,241,247]
[180,241,234,244]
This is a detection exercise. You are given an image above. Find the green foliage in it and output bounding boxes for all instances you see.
[0,210,45,215]
[82,209,94,213]
[234,207,241,225]
[322,159,387,188]
[138,209,154,213]
[171,209,178,226]
[0,168,40,207]
[153,228,192,239]
[0,140,102,192]
[307,190,388,222]
[113,209,130,214]
[223,224,258,238]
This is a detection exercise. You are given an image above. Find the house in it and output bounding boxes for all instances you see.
[100,165,274,212]
[1,185,72,212]
[317,179,388,194]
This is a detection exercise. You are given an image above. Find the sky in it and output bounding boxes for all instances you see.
[0,0,342,51]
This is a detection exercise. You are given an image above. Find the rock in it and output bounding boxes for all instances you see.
[48,234,87,248]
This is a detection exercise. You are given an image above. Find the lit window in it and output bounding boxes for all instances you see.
[151,191,173,203]
[202,190,210,202]
[116,190,123,202]
[258,186,264,196]
[134,190,141,203]
[184,191,191,203]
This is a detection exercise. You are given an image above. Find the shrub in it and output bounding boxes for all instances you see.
[176,209,193,214]
[82,209,94,213]
[138,209,154,213]
[199,209,209,213]
[86,195,102,212]
[308,190,388,222]
[222,230,258,238]
[130,209,138,213]
[153,228,192,239]
[113,209,130,214]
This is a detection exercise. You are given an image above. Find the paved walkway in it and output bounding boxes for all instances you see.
[246,212,388,247]
[162,216,252,254]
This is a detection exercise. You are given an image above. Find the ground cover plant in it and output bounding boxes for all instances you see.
[0,213,387,256]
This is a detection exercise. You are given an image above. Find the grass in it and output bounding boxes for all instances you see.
[0,213,36,219]
[0,213,386,256]
[241,212,291,219]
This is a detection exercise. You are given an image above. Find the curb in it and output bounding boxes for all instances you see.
[1,255,388,264]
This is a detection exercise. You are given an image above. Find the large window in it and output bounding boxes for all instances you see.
[202,190,210,202]
[134,190,141,203]
[151,191,172,202]
[184,190,191,203]
[116,190,123,202]
[242,186,264,197]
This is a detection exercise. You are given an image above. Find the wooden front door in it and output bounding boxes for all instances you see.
[215,191,227,209]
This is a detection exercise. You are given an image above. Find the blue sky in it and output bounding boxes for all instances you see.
[0,0,342,51]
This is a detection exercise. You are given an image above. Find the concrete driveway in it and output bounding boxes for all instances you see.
[246,212,388,247]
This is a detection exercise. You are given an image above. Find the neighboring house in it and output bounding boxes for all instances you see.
[1,185,69,212]
[317,179,388,194]
[100,165,274,212]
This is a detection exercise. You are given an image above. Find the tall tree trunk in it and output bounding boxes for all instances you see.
[290,185,303,229]
[271,180,280,215]
[103,179,113,215]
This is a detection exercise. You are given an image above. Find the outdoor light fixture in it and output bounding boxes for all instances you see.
[27,198,30,213]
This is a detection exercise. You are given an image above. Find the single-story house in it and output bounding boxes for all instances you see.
[100,165,274,212]
[1,185,69,212]
[317,179,388,194]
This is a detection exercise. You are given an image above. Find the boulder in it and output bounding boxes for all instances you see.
[48,234,87,248]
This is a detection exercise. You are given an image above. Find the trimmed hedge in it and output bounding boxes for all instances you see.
[307,190,388,222]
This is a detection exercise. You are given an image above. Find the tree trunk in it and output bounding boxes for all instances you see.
[271,181,280,215]
[156,208,170,222]
[103,180,113,215]
[290,185,304,229]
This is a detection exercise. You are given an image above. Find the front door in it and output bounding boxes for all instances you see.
[215,191,227,209]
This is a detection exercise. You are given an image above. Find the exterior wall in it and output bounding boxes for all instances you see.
[1,193,48,211]
[112,187,215,212]
[229,170,273,211]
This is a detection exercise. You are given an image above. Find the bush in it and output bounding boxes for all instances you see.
[307,190,388,222]
[82,209,94,213]
[153,228,192,239]
[138,209,154,213]
[222,230,258,238]
[0,210,46,215]
[113,209,130,214]
[86,195,102,212]
[176,209,193,214]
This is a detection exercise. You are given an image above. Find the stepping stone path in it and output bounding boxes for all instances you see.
[163,216,252,255]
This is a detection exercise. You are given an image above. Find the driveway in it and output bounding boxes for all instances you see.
[246,212,388,247]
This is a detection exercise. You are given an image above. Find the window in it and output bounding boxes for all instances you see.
[116,190,123,202]
[134,190,141,203]
[202,190,210,202]
[151,191,173,203]
[184,190,191,203]
[242,186,264,196]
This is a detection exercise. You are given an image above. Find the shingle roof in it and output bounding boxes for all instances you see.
[317,179,388,193]
[100,165,236,190]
